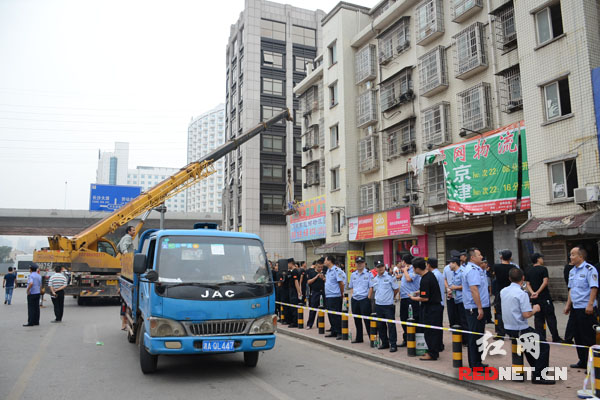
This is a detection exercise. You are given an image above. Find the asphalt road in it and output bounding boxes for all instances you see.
[0,288,500,400]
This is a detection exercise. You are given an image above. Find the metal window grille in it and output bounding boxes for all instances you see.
[303,125,319,148]
[319,158,325,188]
[418,46,447,96]
[384,119,415,160]
[359,134,380,173]
[357,90,377,128]
[383,173,417,209]
[499,66,522,113]
[452,0,483,21]
[355,45,377,84]
[426,163,446,206]
[306,162,320,186]
[377,17,410,65]
[416,0,444,45]
[380,69,413,111]
[453,22,487,78]
[360,182,380,214]
[494,4,517,50]
[457,83,492,132]
[422,102,450,147]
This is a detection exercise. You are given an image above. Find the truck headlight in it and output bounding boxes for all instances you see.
[248,315,276,335]
[148,317,186,337]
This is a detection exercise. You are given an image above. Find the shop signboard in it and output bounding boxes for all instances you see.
[348,207,411,241]
[346,250,365,283]
[289,195,326,242]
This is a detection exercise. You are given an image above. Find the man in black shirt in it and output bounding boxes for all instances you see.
[305,259,325,329]
[410,257,443,361]
[288,258,301,328]
[492,249,518,338]
[525,253,562,342]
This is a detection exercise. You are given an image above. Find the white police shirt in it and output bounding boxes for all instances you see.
[325,265,345,298]
[370,273,399,306]
[568,261,599,309]
[500,282,531,331]
[349,269,371,301]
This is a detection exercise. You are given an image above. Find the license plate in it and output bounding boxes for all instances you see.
[202,340,234,352]
[106,280,118,286]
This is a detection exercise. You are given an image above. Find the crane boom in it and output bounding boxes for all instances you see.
[48,108,292,252]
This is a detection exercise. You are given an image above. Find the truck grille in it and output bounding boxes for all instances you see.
[187,320,249,336]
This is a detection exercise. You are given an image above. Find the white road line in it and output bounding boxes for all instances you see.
[6,324,57,400]
[241,369,296,400]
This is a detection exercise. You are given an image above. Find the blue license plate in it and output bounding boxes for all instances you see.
[202,340,235,352]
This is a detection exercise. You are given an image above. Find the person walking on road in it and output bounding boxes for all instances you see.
[324,255,345,340]
[525,253,562,342]
[348,256,372,343]
[48,266,68,322]
[24,264,42,327]
[368,260,399,352]
[3,266,16,305]
[117,226,136,254]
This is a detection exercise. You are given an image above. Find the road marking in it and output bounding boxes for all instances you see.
[6,325,57,400]
[241,370,296,400]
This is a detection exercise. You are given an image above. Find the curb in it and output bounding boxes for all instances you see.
[278,328,539,400]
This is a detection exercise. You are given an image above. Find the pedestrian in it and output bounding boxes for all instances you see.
[288,258,301,328]
[492,249,518,338]
[428,257,445,350]
[305,258,325,329]
[324,255,345,340]
[525,253,562,342]
[410,257,443,360]
[48,265,68,323]
[348,256,372,343]
[462,247,490,368]
[399,254,420,347]
[501,267,553,384]
[4,266,16,305]
[565,246,598,369]
[117,226,136,254]
[368,260,399,352]
[23,263,42,327]
[448,256,468,345]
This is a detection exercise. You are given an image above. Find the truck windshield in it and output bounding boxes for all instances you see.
[156,236,270,284]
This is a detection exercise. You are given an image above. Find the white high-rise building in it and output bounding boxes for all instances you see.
[186,104,226,213]
[96,142,129,185]
[127,166,187,212]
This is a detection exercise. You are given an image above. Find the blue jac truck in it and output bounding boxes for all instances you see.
[119,226,277,373]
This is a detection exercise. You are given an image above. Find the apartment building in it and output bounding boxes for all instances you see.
[127,166,187,212]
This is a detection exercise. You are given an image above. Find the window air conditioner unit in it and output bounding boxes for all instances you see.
[574,186,600,204]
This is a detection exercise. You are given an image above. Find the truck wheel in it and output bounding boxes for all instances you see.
[139,325,157,374]
[77,296,85,306]
[243,351,259,368]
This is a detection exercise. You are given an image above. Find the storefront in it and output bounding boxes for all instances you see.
[289,195,327,264]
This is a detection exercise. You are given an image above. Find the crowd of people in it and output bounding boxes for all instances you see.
[275,245,599,385]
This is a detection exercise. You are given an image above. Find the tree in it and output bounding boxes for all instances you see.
[0,246,12,263]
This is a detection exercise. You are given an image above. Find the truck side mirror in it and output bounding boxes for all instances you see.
[133,254,147,274]
[144,270,158,282]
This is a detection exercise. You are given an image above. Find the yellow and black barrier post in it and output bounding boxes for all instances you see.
[318,307,325,334]
[341,314,349,341]
[494,305,499,335]
[280,305,285,323]
[512,337,524,376]
[594,347,600,398]
[595,325,600,345]
[407,317,416,357]
[452,325,463,368]
[297,304,304,329]
[370,313,378,348]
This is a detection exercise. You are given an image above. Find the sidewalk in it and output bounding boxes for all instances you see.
[276,301,588,400]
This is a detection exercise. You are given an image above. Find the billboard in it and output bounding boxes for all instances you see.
[348,207,411,241]
[89,184,142,212]
[289,195,326,242]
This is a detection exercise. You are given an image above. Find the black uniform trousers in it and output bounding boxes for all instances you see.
[533,298,561,341]
[288,289,300,325]
[569,308,597,365]
[275,286,282,316]
[51,290,65,321]
[400,298,421,342]
[375,304,397,346]
[456,302,469,345]
[494,297,505,337]
[465,307,486,367]
[446,298,460,327]
[27,293,40,325]
[326,296,342,335]
[351,297,371,340]
[280,289,291,323]
[306,290,323,328]
[423,303,443,359]
[505,327,550,379]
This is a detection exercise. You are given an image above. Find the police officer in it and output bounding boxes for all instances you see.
[278,261,291,324]
[501,267,553,384]
[462,247,490,368]
[305,258,325,329]
[444,250,461,327]
[349,256,372,343]
[288,258,302,328]
[324,255,345,340]
[399,254,420,347]
[565,246,599,369]
[368,260,399,352]
[492,249,519,338]
[448,256,468,345]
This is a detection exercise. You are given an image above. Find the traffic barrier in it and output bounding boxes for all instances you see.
[595,326,600,346]
[318,307,325,334]
[370,312,377,348]
[407,317,416,357]
[511,337,524,376]
[280,305,285,323]
[595,347,600,398]
[452,324,462,368]
[298,305,304,329]
[341,313,349,341]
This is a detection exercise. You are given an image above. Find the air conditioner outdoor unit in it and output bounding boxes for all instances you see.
[574,186,600,204]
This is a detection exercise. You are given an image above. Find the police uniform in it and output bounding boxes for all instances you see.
[443,264,458,326]
[501,282,550,380]
[419,270,443,359]
[567,261,599,367]
[399,265,421,344]
[288,267,302,327]
[452,264,469,345]
[278,269,291,324]
[324,265,345,338]
[349,260,372,342]
[370,266,399,349]
[305,267,324,328]
[461,261,490,368]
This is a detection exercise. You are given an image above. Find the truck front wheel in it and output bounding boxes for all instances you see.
[243,351,259,368]
[138,324,158,374]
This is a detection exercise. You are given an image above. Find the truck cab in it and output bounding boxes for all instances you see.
[120,228,277,373]
[14,254,33,287]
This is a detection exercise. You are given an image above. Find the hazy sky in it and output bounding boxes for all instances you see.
[0,0,378,211]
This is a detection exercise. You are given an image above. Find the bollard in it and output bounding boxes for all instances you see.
[494,305,499,336]
[370,313,378,348]
[318,307,325,334]
[297,305,304,329]
[594,347,600,399]
[451,325,463,368]
[280,305,285,323]
[341,312,349,340]
[407,317,416,357]
[511,337,524,376]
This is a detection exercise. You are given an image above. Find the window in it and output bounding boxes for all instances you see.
[329,82,338,107]
[452,0,483,22]
[261,164,284,183]
[380,68,413,112]
[535,3,563,46]
[262,51,283,68]
[294,56,312,73]
[292,25,316,47]
[356,90,377,128]
[261,194,284,212]
[418,46,447,96]
[331,167,340,190]
[377,17,410,65]
[261,134,284,152]
[294,137,302,155]
[330,124,339,149]
[294,166,302,184]
[301,85,318,115]
[385,119,415,159]
[415,0,444,46]
[261,19,286,41]
[359,135,380,173]
[426,163,446,206]
[543,77,571,120]
[332,212,341,234]
[550,159,578,199]
[304,125,319,148]
[453,22,487,79]
[305,162,320,186]
[457,83,492,133]
[499,66,522,113]
[360,183,380,214]
[494,3,517,50]
[262,105,284,122]
[262,77,284,96]
[356,45,377,84]
[383,173,417,209]
[422,102,450,147]
[328,41,337,65]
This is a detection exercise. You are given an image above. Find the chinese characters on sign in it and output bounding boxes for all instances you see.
[348,207,411,241]
[89,184,142,212]
[289,195,326,242]
[477,330,540,361]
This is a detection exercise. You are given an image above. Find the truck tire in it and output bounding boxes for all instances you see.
[138,324,157,374]
[243,351,259,368]
[77,296,85,306]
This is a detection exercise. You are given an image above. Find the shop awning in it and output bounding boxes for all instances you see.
[314,241,360,255]
[516,212,600,240]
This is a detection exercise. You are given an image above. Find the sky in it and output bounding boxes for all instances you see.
[0,0,379,213]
